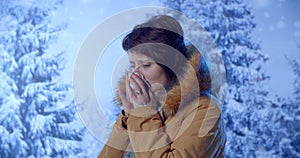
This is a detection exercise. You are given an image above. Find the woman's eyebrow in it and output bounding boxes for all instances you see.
[129,59,153,64]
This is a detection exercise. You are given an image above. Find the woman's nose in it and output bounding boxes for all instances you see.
[132,65,141,73]
[132,68,144,78]
[132,69,142,77]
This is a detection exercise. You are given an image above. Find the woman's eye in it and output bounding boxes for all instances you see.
[143,63,151,67]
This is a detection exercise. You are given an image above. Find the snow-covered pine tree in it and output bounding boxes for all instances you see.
[265,45,300,157]
[289,45,300,102]
[279,45,300,157]
[0,0,85,157]
[160,0,274,157]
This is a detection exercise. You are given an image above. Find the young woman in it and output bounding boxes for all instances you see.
[98,15,226,158]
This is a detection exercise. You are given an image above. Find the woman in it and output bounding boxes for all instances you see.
[98,15,226,158]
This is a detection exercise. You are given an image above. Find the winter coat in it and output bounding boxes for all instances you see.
[98,52,226,158]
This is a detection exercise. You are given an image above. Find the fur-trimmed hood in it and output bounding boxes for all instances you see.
[116,51,204,117]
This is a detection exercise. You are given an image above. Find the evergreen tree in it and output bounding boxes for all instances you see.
[160,0,277,157]
[279,45,300,157]
[289,44,300,102]
[0,0,85,157]
[263,45,300,157]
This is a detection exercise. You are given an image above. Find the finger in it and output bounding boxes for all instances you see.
[134,72,151,88]
[125,75,133,100]
[127,75,137,99]
[119,83,135,112]
[129,75,141,94]
[132,73,149,99]
[127,72,134,86]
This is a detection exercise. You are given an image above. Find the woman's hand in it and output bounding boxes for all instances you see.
[119,72,158,113]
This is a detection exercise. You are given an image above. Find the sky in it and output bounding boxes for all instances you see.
[56,0,300,109]
[246,0,300,98]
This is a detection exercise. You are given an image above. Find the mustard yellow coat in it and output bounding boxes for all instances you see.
[98,53,226,158]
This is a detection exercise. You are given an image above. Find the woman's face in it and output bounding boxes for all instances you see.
[128,51,169,95]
